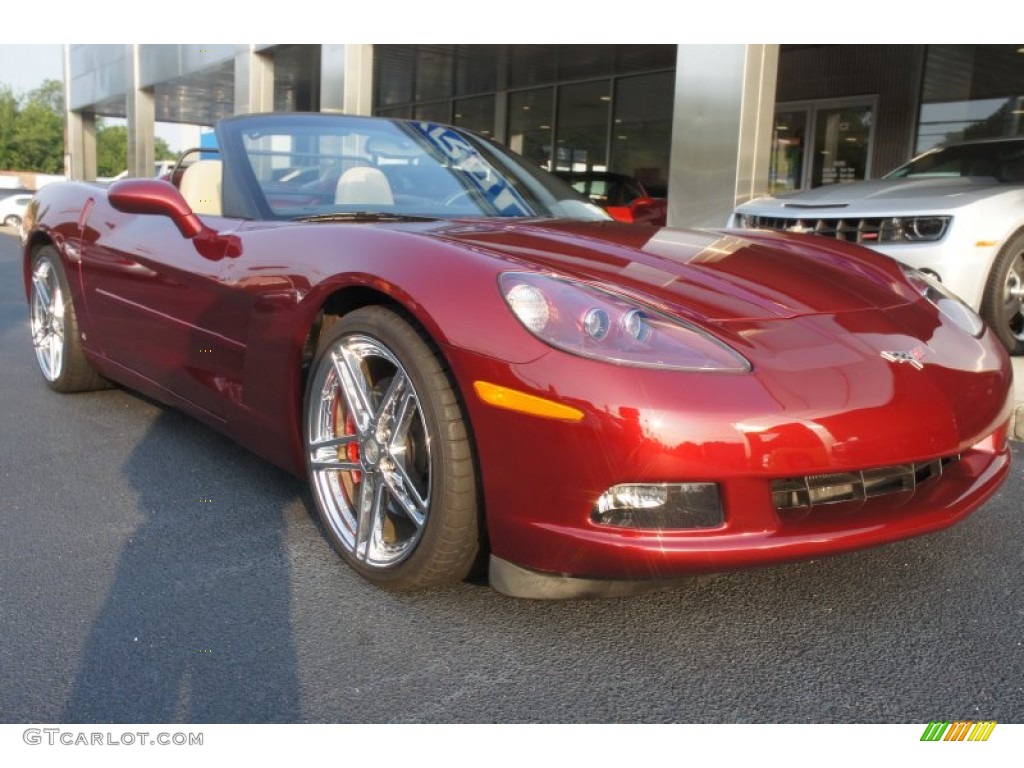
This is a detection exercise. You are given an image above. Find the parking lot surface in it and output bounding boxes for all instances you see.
[1,232,1021,724]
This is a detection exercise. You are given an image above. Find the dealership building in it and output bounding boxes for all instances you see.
[64,44,1024,227]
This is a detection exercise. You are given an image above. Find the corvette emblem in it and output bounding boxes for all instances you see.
[881,348,926,370]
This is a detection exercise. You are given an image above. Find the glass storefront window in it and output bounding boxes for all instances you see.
[555,80,611,173]
[453,95,495,137]
[375,45,675,189]
[374,46,413,107]
[772,100,874,189]
[610,72,673,197]
[508,88,554,169]
[454,45,498,97]
[414,46,454,102]
[917,45,1024,153]
[413,101,450,123]
[769,110,807,194]
[811,104,872,187]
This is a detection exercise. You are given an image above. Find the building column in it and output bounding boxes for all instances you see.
[126,44,155,179]
[235,46,275,114]
[667,44,779,228]
[319,44,373,115]
[63,46,96,181]
[65,110,97,182]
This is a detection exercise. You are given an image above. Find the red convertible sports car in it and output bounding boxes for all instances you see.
[23,113,1013,598]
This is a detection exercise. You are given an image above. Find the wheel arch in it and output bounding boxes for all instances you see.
[293,281,484,486]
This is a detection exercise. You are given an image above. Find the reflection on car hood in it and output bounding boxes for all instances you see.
[427,220,911,323]
[741,177,1007,213]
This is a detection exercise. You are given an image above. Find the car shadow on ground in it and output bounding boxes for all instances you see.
[62,405,304,723]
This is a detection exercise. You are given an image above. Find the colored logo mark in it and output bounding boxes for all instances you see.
[921,721,996,742]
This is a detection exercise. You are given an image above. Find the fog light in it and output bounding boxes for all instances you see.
[592,483,723,529]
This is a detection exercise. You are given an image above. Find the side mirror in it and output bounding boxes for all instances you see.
[108,178,206,238]
[108,178,239,260]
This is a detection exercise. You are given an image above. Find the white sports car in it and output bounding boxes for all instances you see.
[731,137,1024,354]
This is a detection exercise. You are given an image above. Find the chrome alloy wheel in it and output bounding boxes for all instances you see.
[1002,250,1024,344]
[30,258,66,382]
[307,334,432,569]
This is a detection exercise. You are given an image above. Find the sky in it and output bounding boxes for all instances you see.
[0,44,62,94]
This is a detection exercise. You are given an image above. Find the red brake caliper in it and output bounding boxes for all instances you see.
[334,398,361,484]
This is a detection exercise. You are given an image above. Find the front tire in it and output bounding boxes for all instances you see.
[980,231,1024,355]
[303,306,480,589]
[29,246,107,392]
[4,214,20,228]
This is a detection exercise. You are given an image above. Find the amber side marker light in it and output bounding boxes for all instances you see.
[473,381,584,422]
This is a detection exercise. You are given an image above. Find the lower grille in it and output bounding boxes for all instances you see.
[772,456,959,511]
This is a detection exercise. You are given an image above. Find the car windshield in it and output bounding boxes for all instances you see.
[884,140,1024,183]
[218,113,610,222]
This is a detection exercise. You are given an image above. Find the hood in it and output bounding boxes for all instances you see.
[426,219,911,323]
[741,177,1005,214]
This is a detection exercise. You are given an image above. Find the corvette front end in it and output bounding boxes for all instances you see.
[453,290,1013,598]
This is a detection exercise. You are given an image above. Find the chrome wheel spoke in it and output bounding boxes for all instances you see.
[332,347,375,434]
[377,370,410,426]
[1004,260,1023,309]
[309,434,360,472]
[382,459,427,528]
[354,472,386,562]
[31,271,52,309]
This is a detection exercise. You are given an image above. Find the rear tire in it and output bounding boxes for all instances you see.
[980,231,1024,355]
[29,246,108,392]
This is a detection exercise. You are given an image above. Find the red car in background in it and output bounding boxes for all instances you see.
[22,113,1013,598]
[558,171,668,226]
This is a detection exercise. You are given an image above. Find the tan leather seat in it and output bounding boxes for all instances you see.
[180,160,223,215]
[334,166,394,206]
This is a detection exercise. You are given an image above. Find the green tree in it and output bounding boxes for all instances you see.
[27,78,64,114]
[96,122,178,177]
[0,86,18,169]
[10,101,63,173]
[155,137,175,162]
[96,122,127,177]
[2,78,65,174]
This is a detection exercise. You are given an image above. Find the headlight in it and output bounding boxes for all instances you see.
[902,216,950,241]
[499,272,751,372]
[902,265,985,337]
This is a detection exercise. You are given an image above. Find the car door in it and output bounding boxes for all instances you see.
[78,202,248,420]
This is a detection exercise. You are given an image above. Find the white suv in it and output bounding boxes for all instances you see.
[731,138,1024,354]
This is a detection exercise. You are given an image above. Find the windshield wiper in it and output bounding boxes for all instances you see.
[291,212,438,223]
